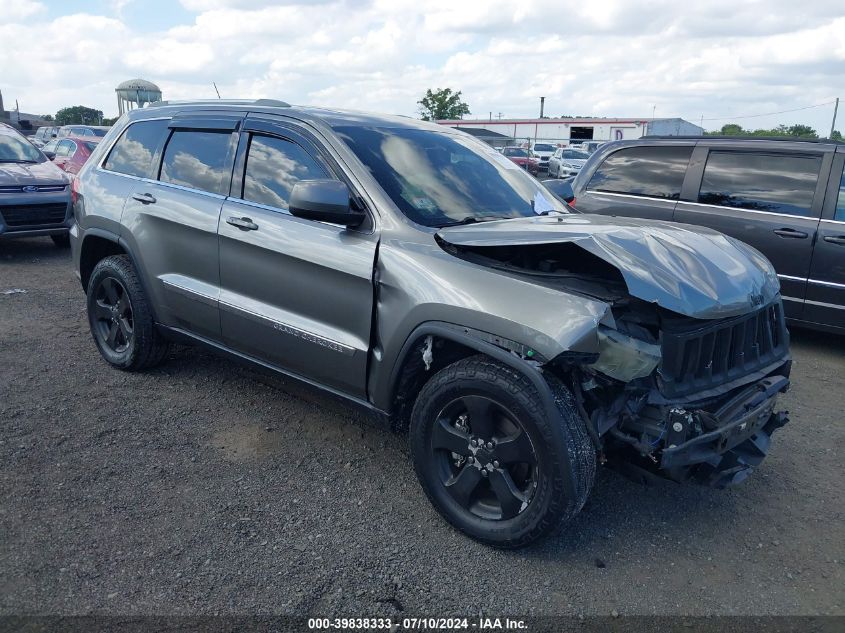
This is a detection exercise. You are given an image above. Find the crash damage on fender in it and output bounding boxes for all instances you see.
[436,214,791,488]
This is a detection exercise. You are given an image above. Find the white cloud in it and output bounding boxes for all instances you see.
[3,0,45,20]
[0,0,843,133]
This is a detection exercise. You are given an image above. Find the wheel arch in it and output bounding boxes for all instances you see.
[79,231,160,323]
[382,322,562,433]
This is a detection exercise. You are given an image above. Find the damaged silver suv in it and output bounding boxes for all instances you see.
[70,100,791,548]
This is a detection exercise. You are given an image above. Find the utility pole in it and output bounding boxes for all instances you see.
[652,104,656,120]
[213,82,221,99]
[539,97,545,119]
[831,97,839,139]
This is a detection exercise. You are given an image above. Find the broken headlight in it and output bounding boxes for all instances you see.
[590,325,661,382]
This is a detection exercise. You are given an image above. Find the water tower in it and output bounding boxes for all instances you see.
[115,79,162,115]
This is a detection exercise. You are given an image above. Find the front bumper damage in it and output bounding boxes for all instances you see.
[659,375,789,488]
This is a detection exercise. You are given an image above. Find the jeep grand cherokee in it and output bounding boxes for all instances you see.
[70,100,791,547]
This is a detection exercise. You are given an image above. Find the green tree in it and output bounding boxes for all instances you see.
[55,105,104,125]
[786,124,817,138]
[718,123,746,135]
[102,116,120,126]
[831,130,843,141]
[41,114,54,121]
[418,88,471,121]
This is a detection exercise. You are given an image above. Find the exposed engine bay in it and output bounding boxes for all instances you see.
[440,239,792,488]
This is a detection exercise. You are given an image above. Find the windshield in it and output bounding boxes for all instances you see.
[503,148,528,157]
[0,133,44,163]
[92,129,108,137]
[563,149,590,160]
[335,126,568,227]
[82,141,99,152]
[533,144,556,152]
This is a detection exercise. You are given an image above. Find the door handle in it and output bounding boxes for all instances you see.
[131,192,156,205]
[773,228,808,239]
[823,235,845,245]
[226,216,259,231]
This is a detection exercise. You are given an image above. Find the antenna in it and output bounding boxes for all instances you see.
[213,82,221,99]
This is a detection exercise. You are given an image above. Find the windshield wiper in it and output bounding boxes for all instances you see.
[0,159,38,164]
[437,215,512,228]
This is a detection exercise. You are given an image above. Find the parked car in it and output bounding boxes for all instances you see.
[570,141,605,154]
[31,126,59,148]
[42,136,100,176]
[548,147,590,178]
[57,125,110,139]
[567,136,845,333]
[529,142,557,171]
[0,123,72,246]
[501,146,539,175]
[71,101,791,548]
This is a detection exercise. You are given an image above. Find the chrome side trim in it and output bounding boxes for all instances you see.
[155,180,226,200]
[808,278,845,290]
[804,299,845,311]
[777,274,806,283]
[160,274,218,307]
[781,296,803,303]
[820,218,845,226]
[218,300,356,356]
[584,190,677,204]
[677,200,818,221]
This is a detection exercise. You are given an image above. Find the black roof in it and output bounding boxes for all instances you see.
[643,134,844,145]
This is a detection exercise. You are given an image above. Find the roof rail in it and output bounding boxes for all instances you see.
[147,98,291,108]
[643,134,843,144]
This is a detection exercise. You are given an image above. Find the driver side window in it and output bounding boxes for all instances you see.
[241,134,330,212]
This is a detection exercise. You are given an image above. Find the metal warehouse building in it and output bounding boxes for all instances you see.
[437,116,704,146]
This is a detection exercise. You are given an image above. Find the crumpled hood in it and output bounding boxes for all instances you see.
[437,214,780,319]
[0,160,67,187]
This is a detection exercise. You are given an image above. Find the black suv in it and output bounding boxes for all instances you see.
[567,137,845,333]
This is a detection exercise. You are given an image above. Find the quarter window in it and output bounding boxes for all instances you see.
[699,151,821,217]
[835,162,845,222]
[159,130,235,195]
[56,140,75,157]
[587,146,692,200]
[103,119,169,178]
[242,134,329,210]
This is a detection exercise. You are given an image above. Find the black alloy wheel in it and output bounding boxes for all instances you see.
[91,277,134,353]
[430,395,538,520]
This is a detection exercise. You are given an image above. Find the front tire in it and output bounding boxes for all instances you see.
[409,356,596,548]
[86,254,170,371]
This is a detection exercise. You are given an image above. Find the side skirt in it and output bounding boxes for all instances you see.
[156,324,391,428]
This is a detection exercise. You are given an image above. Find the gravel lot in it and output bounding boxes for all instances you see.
[1,236,843,618]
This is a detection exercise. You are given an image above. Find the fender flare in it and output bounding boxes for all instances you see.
[384,321,562,430]
[79,229,161,323]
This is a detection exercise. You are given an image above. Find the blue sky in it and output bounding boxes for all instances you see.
[2,0,844,134]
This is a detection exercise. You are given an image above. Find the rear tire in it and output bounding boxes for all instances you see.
[86,254,170,371]
[409,355,596,548]
[51,233,70,248]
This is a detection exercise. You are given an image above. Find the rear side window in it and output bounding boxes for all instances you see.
[103,119,169,178]
[242,134,329,210]
[835,162,845,222]
[699,151,821,217]
[159,130,234,195]
[56,140,75,157]
[588,146,692,200]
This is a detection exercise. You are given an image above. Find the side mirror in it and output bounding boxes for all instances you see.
[289,179,364,227]
[43,151,56,160]
[542,178,575,203]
